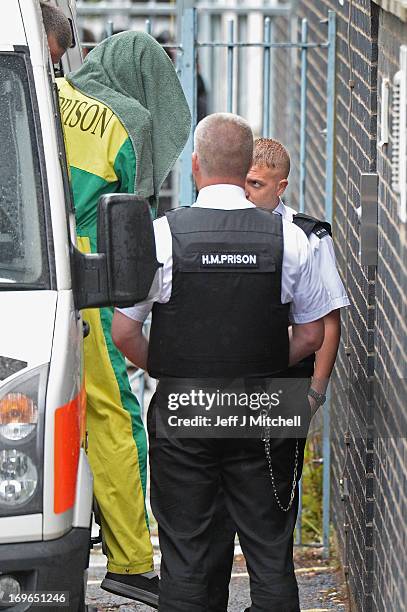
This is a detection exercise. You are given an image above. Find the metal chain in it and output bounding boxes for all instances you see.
[262,409,299,512]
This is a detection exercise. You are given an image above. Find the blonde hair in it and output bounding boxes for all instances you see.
[194,113,253,180]
[253,138,290,179]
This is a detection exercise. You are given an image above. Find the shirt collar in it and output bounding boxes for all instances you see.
[273,199,296,221]
[194,184,255,210]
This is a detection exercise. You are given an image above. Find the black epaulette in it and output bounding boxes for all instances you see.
[293,213,332,239]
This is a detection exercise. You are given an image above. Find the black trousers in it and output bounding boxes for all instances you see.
[148,399,307,612]
[207,370,311,612]
[207,441,307,612]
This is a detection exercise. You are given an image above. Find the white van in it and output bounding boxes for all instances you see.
[0,2,157,609]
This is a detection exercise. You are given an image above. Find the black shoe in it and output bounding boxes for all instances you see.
[101,572,159,609]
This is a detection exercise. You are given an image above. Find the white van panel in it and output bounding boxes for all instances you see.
[18,0,74,291]
[43,290,83,539]
[0,0,26,46]
[52,0,83,72]
[20,0,54,69]
[0,291,57,369]
[33,61,74,291]
[72,449,93,529]
[0,514,42,543]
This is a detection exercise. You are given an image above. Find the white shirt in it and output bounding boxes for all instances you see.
[119,185,333,324]
[274,200,350,311]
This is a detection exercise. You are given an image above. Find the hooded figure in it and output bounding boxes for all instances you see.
[57,31,191,608]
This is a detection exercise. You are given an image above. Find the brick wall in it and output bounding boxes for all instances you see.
[373,7,407,611]
[293,0,379,604]
[293,1,405,610]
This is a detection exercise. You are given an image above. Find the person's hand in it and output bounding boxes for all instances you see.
[308,394,319,418]
[307,380,328,418]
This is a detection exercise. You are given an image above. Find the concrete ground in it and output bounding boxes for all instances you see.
[86,536,348,611]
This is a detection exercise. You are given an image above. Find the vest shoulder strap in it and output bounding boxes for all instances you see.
[293,213,332,239]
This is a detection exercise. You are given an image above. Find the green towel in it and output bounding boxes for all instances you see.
[67,31,191,203]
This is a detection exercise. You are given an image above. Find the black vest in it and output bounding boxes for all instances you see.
[293,213,332,240]
[147,207,290,379]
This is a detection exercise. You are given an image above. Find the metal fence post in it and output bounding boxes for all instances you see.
[324,11,337,226]
[294,18,309,545]
[322,10,337,559]
[227,20,235,113]
[177,6,197,207]
[105,20,114,38]
[262,17,271,137]
[299,18,308,214]
[286,10,299,206]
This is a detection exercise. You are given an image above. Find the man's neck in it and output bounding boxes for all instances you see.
[256,200,280,212]
[270,198,283,212]
[196,177,246,191]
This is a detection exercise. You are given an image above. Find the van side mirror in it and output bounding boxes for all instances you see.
[72,194,160,310]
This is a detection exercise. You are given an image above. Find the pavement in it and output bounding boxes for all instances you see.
[86,534,347,611]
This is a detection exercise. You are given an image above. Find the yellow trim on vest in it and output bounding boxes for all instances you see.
[57,78,129,183]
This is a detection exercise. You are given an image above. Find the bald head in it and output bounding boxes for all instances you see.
[193,113,253,184]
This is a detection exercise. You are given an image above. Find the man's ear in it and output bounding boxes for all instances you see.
[192,152,200,176]
[277,179,288,198]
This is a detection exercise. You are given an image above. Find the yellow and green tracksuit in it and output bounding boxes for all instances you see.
[57,78,153,574]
